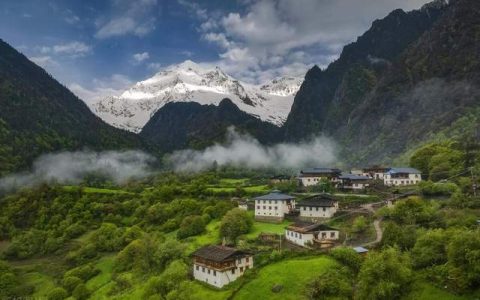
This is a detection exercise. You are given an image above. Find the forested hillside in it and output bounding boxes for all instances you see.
[284,0,480,164]
[141,99,282,152]
[0,39,156,175]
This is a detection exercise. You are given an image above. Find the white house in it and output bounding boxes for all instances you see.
[338,174,372,190]
[285,222,339,248]
[254,190,295,222]
[362,166,390,180]
[384,168,422,186]
[297,194,339,222]
[298,168,342,187]
[192,245,253,288]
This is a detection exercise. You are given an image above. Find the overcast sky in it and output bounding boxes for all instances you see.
[0,0,431,103]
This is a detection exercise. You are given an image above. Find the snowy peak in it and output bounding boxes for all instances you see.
[260,77,304,96]
[90,60,303,133]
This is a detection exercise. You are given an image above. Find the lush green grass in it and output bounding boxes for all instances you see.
[233,256,338,300]
[87,255,115,292]
[244,185,270,193]
[403,281,475,300]
[244,220,291,239]
[218,178,249,186]
[191,281,234,300]
[184,220,222,253]
[62,186,133,194]
[22,272,56,297]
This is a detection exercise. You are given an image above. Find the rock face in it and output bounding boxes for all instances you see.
[283,0,480,164]
[0,39,154,175]
[91,60,302,133]
[140,99,282,152]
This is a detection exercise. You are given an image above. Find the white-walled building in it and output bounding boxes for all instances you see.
[384,168,422,186]
[297,194,339,222]
[192,245,253,288]
[339,174,372,190]
[285,222,339,248]
[298,168,342,187]
[362,166,390,180]
[254,190,295,222]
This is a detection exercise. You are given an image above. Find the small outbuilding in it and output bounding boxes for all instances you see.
[353,246,369,255]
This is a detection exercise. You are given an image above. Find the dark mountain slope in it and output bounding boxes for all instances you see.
[0,39,155,175]
[284,2,449,140]
[336,0,480,163]
[140,99,282,152]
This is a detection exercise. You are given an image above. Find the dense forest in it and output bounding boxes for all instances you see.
[0,136,479,299]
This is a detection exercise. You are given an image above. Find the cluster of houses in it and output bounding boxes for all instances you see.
[192,166,422,288]
[298,166,422,190]
[194,191,343,288]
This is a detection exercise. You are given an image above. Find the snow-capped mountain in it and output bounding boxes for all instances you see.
[91,60,303,133]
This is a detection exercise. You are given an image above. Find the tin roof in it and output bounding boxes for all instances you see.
[387,167,421,174]
[254,190,295,201]
[300,168,342,175]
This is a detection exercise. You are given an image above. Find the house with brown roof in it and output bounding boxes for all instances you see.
[192,245,253,288]
[285,222,339,248]
[297,194,339,222]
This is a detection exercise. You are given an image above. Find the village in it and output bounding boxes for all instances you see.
[192,166,422,288]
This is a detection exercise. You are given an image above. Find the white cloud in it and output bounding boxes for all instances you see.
[133,52,150,63]
[189,0,431,83]
[38,41,92,58]
[147,62,162,71]
[69,74,133,104]
[95,0,158,39]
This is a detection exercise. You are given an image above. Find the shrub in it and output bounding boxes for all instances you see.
[62,276,83,293]
[219,208,253,243]
[329,247,363,274]
[177,215,205,239]
[72,283,90,300]
[47,287,68,300]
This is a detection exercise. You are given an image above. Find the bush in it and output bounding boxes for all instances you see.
[47,287,68,300]
[304,267,353,300]
[357,247,413,300]
[90,223,124,252]
[329,247,363,274]
[351,216,368,234]
[177,215,205,239]
[219,208,253,243]
[72,283,90,300]
[62,276,83,293]
[64,264,99,281]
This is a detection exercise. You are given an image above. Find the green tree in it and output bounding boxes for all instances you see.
[177,215,206,239]
[219,208,253,243]
[329,247,363,274]
[47,287,68,300]
[446,230,480,291]
[411,229,447,268]
[304,267,353,300]
[381,222,416,250]
[357,247,413,300]
[72,283,90,300]
[143,260,189,298]
[352,216,368,234]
